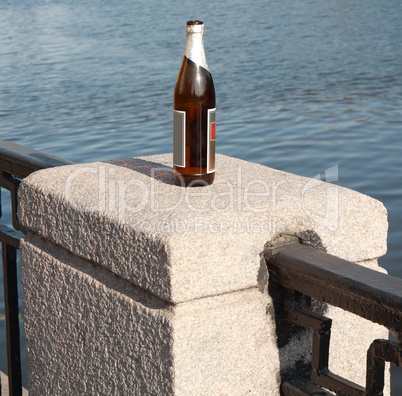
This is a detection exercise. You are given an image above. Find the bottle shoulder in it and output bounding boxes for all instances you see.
[174,57,215,107]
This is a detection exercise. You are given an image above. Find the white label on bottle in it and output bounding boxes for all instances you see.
[207,108,216,173]
[173,110,186,167]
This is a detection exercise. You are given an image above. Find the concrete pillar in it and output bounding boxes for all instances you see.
[18,154,389,395]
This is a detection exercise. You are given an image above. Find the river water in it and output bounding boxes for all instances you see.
[1,0,402,392]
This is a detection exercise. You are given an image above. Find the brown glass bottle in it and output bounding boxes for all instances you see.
[173,20,216,187]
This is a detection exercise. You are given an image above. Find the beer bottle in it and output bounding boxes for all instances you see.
[173,20,216,187]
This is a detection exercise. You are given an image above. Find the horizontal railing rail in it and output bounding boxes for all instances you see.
[0,139,74,180]
[265,238,402,396]
[0,139,74,396]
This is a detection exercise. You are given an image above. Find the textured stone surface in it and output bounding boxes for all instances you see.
[172,286,280,395]
[18,153,388,304]
[21,234,278,396]
[18,153,390,395]
[21,235,174,395]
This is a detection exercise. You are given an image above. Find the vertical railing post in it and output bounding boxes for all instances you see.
[2,240,22,396]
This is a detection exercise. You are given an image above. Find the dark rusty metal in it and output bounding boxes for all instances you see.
[2,241,22,396]
[288,308,365,396]
[0,225,22,249]
[366,339,402,396]
[265,240,402,396]
[282,377,334,395]
[266,241,402,338]
[0,139,73,395]
[0,172,22,230]
[0,139,74,179]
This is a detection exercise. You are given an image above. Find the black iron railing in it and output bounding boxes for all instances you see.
[265,237,402,396]
[0,139,73,395]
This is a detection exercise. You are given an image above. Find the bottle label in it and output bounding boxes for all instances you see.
[173,108,216,172]
[173,110,186,167]
[207,108,216,173]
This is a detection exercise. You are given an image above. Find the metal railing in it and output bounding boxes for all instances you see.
[265,237,402,396]
[0,139,73,395]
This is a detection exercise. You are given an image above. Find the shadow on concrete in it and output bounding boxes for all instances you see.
[106,158,176,185]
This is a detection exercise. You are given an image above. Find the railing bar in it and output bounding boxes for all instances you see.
[287,308,329,330]
[0,172,22,231]
[0,225,22,249]
[281,377,334,395]
[311,370,365,396]
[0,172,20,191]
[0,139,75,179]
[312,321,331,374]
[366,340,387,396]
[312,370,365,396]
[2,242,22,396]
[267,242,402,334]
[269,243,402,306]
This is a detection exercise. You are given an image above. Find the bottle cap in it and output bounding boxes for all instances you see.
[186,20,204,34]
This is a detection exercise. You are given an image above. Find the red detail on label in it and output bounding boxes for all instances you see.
[211,122,216,140]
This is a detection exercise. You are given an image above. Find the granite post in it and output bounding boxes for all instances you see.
[18,154,389,395]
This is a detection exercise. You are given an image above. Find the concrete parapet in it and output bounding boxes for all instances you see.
[18,154,389,395]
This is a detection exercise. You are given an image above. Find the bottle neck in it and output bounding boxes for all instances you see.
[184,30,209,72]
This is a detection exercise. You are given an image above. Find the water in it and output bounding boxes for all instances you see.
[1,0,402,392]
